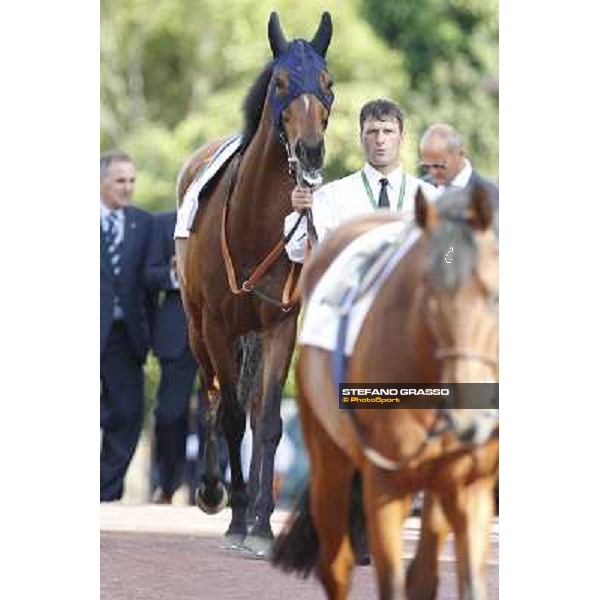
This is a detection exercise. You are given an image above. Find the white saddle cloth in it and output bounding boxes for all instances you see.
[299,220,421,355]
[174,133,244,238]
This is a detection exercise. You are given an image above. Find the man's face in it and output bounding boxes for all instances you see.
[420,139,464,186]
[100,160,136,209]
[360,116,403,173]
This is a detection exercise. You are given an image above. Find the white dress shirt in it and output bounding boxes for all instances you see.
[283,163,438,263]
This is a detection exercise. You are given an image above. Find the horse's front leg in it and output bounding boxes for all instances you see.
[442,476,497,600]
[362,464,413,600]
[201,312,248,541]
[246,392,262,526]
[245,316,297,553]
[406,491,451,600]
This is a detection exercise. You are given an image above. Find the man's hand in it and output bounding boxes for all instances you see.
[291,186,314,211]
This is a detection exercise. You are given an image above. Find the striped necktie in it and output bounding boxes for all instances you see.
[105,212,122,277]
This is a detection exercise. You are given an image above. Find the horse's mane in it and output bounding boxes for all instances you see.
[241,60,275,152]
[427,189,499,291]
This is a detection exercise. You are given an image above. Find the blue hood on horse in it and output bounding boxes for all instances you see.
[270,40,334,131]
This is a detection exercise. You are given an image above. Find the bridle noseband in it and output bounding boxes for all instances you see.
[434,348,498,371]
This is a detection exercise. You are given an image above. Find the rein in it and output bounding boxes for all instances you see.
[346,404,453,472]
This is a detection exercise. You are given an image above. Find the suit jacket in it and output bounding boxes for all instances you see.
[144,211,191,361]
[468,170,499,209]
[419,169,499,208]
[100,205,154,362]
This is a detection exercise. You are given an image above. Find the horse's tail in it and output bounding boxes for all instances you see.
[271,473,368,576]
[271,485,319,577]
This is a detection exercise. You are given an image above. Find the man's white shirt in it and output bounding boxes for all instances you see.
[283,163,438,263]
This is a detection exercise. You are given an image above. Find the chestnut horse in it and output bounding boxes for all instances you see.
[272,185,499,599]
[175,13,334,552]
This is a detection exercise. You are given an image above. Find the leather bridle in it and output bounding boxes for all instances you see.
[219,128,321,312]
[434,348,498,371]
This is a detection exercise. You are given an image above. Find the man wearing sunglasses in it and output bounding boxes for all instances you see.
[419,123,499,206]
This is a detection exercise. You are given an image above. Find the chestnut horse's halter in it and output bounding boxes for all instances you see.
[220,41,333,311]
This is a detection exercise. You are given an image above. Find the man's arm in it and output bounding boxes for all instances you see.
[283,185,337,263]
[284,211,309,264]
[145,214,178,291]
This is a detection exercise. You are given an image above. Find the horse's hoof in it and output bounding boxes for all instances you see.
[221,531,246,550]
[241,534,274,560]
[195,481,229,515]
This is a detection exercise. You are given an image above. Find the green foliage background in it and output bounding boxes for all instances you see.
[101,0,498,402]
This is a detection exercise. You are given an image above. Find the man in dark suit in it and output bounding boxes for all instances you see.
[100,150,154,501]
[419,123,499,207]
[145,211,198,503]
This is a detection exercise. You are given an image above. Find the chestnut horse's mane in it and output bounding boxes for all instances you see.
[240,60,275,151]
[426,189,499,291]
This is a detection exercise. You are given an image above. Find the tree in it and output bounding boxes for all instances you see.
[361,0,499,179]
[101,0,410,210]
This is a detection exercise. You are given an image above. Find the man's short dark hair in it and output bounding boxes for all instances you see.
[100,150,133,179]
[359,99,405,134]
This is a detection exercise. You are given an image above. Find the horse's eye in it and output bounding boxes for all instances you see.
[274,78,285,94]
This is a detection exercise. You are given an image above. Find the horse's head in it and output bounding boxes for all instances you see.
[415,183,499,445]
[267,12,334,187]
[416,182,499,383]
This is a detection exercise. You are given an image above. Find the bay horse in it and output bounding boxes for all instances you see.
[272,184,499,599]
[175,12,334,551]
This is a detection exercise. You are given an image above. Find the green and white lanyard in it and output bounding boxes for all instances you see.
[361,169,407,211]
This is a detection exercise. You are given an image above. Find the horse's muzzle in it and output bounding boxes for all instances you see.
[444,408,499,447]
[295,139,325,173]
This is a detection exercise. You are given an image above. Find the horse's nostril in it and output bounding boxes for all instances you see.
[458,425,477,444]
[297,141,324,168]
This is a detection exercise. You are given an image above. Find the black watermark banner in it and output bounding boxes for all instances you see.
[338,383,499,409]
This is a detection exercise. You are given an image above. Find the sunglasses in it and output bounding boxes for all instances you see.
[419,161,447,171]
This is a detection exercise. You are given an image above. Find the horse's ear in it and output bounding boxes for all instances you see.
[310,12,333,57]
[415,186,437,231]
[268,12,289,58]
[467,182,494,231]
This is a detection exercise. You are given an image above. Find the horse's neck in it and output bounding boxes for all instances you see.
[229,117,291,236]
[393,245,439,382]
[407,276,439,382]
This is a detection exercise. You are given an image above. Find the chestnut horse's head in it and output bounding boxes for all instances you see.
[267,12,334,187]
[415,183,499,444]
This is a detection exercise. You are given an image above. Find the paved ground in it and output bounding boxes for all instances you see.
[100,505,499,599]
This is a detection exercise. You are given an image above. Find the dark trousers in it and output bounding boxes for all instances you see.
[100,322,144,501]
[154,347,198,498]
